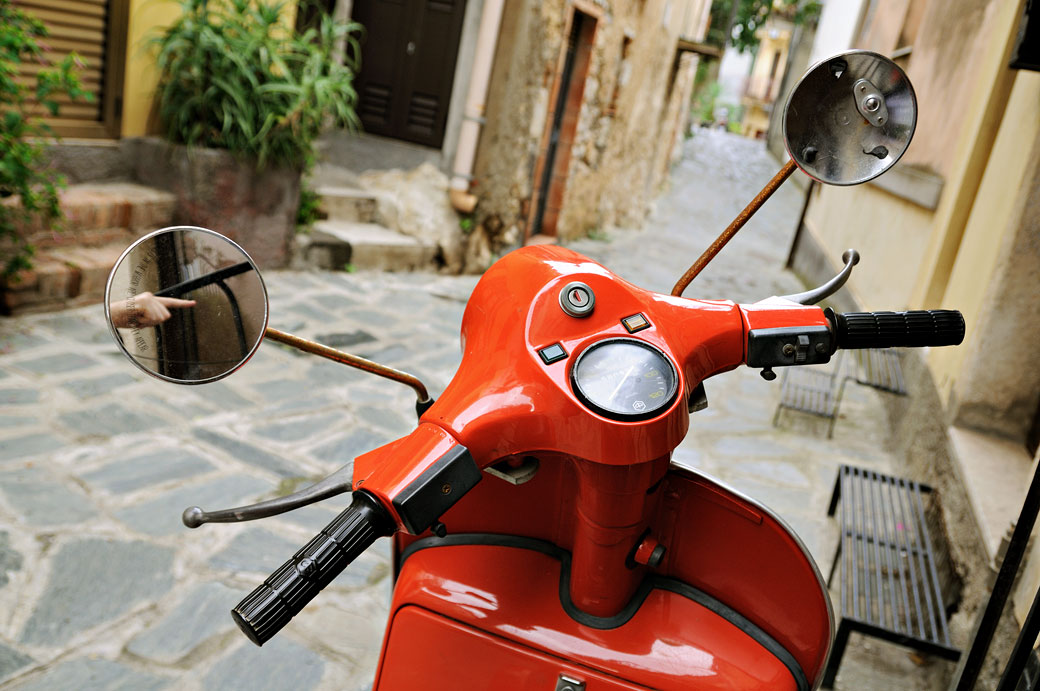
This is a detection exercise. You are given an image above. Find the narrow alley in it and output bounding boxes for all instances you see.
[0,131,947,689]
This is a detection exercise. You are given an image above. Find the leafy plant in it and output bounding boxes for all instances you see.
[693,81,722,124]
[707,0,821,54]
[0,0,90,277]
[153,0,363,170]
[295,182,321,232]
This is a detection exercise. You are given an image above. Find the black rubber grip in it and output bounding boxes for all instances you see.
[833,310,965,350]
[231,491,394,646]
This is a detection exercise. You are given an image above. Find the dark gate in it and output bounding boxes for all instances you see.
[352,0,467,148]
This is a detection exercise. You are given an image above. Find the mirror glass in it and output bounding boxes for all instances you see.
[783,50,917,185]
[105,226,269,384]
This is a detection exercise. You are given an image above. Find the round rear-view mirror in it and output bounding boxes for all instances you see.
[784,50,917,185]
[104,226,269,384]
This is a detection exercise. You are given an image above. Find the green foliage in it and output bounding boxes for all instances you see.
[295,182,321,232]
[458,215,474,234]
[693,81,722,123]
[153,0,363,170]
[0,0,90,277]
[707,0,821,54]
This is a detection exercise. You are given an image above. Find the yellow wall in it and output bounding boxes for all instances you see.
[119,0,299,137]
[927,70,1040,398]
[121,0,181,137]
[801,182,934,310]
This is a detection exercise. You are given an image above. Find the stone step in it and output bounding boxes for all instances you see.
[297,220,438,272]
[9,182,176,248]
[315,185,398,227]
[2,241,127,315]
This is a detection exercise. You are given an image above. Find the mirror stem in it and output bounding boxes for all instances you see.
[264,327,432,406]
[671,158,797,297]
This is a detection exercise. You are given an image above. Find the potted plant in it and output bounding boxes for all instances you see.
[135,0,362,268]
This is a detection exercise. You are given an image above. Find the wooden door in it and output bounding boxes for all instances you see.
[352,0,467,148]
[529,10,597,239]
[13,0,128,138]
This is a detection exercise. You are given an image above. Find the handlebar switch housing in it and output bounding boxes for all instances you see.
[391,445,482,535]
[746,325,834,369]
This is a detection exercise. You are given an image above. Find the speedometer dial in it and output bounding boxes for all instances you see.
[571,338,679,421]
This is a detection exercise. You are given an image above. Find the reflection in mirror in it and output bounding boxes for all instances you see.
[783,51,917,186]
[105,226,269,384]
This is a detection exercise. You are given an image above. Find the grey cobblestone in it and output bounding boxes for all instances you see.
[80,448,215,494]
[203,637,324,691]
[193,428,303,478]
[0,434,63,462]
[208,527,302,575]
[20,538,173,646]
[59,402,161,438]
[60,372,138,399]
[8,658,169,691]
[0,531,24,588]
[251,412,344,443]
[0,388,39,405]
[10,352,101,375]
[0,642,33,682]
[115,474,269,537]
[0,468,97,525]
[126,581,240,664]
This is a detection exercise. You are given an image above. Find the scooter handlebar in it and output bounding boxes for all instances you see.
[831,309,964,350]
[231,490,395,646]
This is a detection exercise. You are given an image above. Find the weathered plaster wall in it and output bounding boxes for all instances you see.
[473,0,708,253]
[927,70,1040,427]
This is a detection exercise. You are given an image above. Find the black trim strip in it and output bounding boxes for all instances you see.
[154,261,254,298]
[398,533,809,691]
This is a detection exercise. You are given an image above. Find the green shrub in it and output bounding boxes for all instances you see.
[0,0,89,277]
[153,0,363,170]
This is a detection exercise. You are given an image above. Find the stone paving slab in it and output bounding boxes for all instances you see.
[0,131,940,689]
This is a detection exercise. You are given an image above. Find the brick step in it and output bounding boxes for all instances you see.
[7,182,175,247]
[1,242,127,315]
[295,220,438,272]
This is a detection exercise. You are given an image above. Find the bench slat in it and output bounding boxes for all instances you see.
[832,466,956,650]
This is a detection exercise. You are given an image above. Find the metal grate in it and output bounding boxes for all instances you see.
[773,353,846,437]
[822,465,961,688]
[851,348,907,395]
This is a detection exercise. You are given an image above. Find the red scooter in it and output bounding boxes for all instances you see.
[105,52,963,690]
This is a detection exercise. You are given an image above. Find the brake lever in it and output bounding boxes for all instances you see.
[182,463,353,528]
[777,249,859,305]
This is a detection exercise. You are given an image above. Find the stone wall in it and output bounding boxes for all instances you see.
[472,0,708,254]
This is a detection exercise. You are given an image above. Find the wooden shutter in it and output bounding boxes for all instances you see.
[13,0,128,138]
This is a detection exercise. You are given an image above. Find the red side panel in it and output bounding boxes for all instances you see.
[376,545,799,691]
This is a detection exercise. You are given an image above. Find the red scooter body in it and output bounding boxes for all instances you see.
[352,245,833,690]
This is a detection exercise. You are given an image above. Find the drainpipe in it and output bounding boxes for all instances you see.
[449,0,505,213]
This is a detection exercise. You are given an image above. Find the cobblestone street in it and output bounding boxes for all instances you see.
[0,131,946,689]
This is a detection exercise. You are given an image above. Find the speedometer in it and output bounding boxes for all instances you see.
[571,338,679,421]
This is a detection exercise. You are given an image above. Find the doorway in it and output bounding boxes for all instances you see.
[351,0,467,149]
[528,9,598,240]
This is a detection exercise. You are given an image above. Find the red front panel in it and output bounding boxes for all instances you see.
[378,606,650,691]
[394,463,832,685]
[376,545,799,691]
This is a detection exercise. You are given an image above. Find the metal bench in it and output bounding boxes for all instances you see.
[772,353,847,437]
[850,348,907,395]
[773,349,907,438]
[822,464,961,688]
